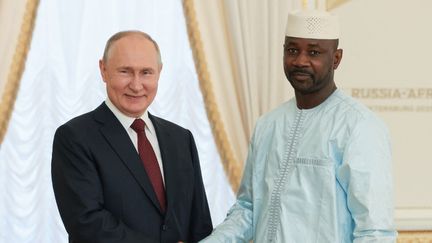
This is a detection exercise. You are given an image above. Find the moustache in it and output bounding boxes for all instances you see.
[289,69,313,76]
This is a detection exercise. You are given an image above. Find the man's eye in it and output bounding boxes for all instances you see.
[309,50,320,56]
[285,48,298,55]
[119,70,129,74]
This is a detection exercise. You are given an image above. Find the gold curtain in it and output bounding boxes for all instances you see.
[0,0,39,144]
[182,0,242,192]
[182,0,293,193]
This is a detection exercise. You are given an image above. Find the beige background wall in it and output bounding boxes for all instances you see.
[332,0,432,230]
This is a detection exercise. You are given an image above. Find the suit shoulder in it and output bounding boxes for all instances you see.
[150,115,190,135]
[60,110,97,130]
[54,108,102,143]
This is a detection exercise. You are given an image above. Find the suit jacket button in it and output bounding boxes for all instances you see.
[162,224,168,231]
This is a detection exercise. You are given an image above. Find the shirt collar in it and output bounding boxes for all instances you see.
[105,98,155,134]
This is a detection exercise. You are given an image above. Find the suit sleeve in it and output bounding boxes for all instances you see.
[336,117,398,242]
[51,124,157,243]
[187,131,214,242]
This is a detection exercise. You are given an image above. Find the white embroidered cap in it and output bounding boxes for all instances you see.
[285,9,340,39]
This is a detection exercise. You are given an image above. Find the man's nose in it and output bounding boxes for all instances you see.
[292,52,310,67]
[129,74,143,91]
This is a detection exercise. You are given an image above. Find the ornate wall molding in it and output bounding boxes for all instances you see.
[398,231,432,242]
[327,0,349,10]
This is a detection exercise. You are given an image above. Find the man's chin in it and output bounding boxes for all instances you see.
[119,103,149,117]
[289,81,313,93]
[291,85,320,95]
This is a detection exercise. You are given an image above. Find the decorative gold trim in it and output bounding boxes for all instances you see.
[182,0,242,192]
[327,0,349,10]
[0,0,40,145]
[302,0,308,9]
[398,231,432,242]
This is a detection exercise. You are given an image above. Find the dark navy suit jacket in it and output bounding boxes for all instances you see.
[52,103,212,243]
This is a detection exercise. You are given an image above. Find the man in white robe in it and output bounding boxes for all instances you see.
[200,9,397,243]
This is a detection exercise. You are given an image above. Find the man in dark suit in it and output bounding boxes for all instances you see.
[51,30,213,243]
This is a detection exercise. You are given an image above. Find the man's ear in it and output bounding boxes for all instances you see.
[99,59,107,82]
[333,49,343,70]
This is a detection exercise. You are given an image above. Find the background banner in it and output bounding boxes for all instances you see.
[333,0,432,230]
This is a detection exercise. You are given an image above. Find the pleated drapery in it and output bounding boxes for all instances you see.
[0,1,234,242]
[0,0,39,144]
[1,0,431,241]
[183,0,294,191]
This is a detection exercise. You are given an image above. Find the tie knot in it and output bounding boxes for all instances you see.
[131,118,146,132]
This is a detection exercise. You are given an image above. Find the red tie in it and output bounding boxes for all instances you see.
[131,119,166,212]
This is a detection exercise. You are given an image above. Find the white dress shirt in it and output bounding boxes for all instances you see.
[105,99,165,184]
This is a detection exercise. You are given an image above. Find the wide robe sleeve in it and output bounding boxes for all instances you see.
[336,116,398,242]
[199,134,256,243]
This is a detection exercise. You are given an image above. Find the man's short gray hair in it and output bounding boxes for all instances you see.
[102,30,162,65]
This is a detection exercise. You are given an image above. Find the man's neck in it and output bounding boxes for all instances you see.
[295,83,337,109]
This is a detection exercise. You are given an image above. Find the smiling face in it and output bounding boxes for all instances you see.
[283,36,342,96]
[99,33,162,118]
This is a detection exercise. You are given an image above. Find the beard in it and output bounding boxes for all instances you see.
[286,67,333,95]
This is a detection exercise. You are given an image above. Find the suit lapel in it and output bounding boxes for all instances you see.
[93,103,163,213]
[149,114,176,218]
